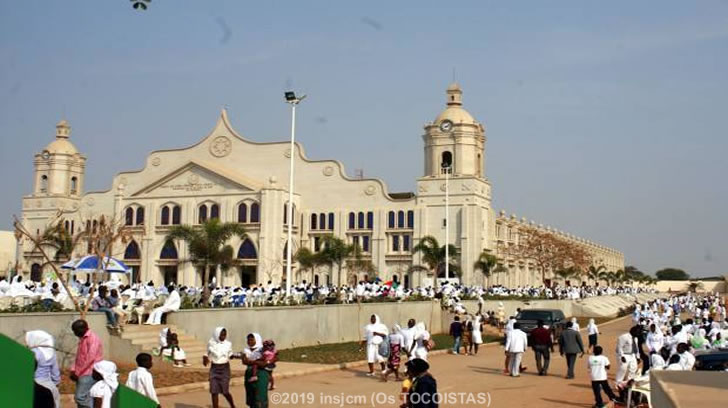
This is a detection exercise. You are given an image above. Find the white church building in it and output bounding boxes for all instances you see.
[19,84,624,288]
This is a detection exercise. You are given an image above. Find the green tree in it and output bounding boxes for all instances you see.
[294,247,321,284]
[318,235,353,286]
[587,265,606,285]
[411,236,459,282]
[346,243,376,285]
[655,268,690,281]
[473,251,506,286]
[555,267,579,285]
[687,280,704,292]
[166,218,246,303]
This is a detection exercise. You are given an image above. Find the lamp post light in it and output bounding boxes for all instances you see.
[284,91,306,296]
[13,228,22,280]
[442,162,452,282]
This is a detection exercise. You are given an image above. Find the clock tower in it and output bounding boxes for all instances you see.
[415,83,494,285]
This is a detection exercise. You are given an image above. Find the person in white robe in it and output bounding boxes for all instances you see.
[145,285,180,325]
[362,314,388,376]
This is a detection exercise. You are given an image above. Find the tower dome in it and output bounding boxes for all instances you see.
[44,119,78,154]
[434,83,477,125]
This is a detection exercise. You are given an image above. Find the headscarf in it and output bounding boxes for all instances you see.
[93,360,119,391]
[248,332,263,351]
[208,327,232,353]
[691,328,707,349]
[25,330,56,361]
[415,322,430,341]
[366,314,388,336]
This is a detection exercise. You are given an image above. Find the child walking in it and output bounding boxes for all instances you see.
[126,353,160,407]
[588,346,619,408]
[204,327,237,408]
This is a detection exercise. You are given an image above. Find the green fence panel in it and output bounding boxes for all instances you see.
[0,333,35,408]
[112,384,159,408]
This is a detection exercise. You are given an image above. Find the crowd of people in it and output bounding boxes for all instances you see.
[1,273,656,315]
[499,292,728,407]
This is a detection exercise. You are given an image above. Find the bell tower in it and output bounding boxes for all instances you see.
[32,120,86,197]
[422,83,486,178]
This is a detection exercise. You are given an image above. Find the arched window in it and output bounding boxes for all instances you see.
[292,204,296,225]
[250,203,260,223]
[70,177,78,194]
[397,211,405,228]
[319,213,326,230]
[310,213,317,230]
[160,240,178,259]
[366,212,374,229]
[210,204,220,220]
[135,206,145,225]
[161,206,170,225]
[283,204,288,224]
[124,241,140,259]
[198,205,208,224]
[40,175,48,193]
[441,151,453,172]
[237,239,257,259]
[357,212,365,229]
[92,220,98,233]
[125,208,134,226]
[348,212,355,229]
[388,211,395,228]
[407,210,414,228]
[328,213,334,230]
[64,220,70,232]
[314,274,320,286]
[172,205,181,225]
[238,203,248,223]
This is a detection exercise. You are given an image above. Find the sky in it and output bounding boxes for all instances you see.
[1,1,726,278]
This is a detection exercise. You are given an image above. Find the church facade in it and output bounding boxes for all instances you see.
[19,84,624,288]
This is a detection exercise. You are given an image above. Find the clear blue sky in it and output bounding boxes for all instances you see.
[1,1,726,278]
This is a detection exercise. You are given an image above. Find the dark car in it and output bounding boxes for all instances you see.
[694,348,728,371]
[515,309,567,344]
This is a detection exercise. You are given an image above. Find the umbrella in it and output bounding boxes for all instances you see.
[61,255,132,274]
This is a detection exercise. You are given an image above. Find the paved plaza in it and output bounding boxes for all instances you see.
[160,316,635,408]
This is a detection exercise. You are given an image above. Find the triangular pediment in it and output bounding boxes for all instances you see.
[132,160,262,197]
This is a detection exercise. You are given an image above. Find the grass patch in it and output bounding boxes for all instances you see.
[277,333,502,364]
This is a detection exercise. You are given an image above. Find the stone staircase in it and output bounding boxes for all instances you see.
[120,324,207,367]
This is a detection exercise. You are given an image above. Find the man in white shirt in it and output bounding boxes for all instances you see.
[505,323,528,377]
[126,353,160,405]
[146,285,181,325]
[588,346,619,407]
[615,326,640,385]
[676,343,695,371]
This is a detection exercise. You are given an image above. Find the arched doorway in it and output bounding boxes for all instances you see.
[124,241,141,283]
[159,240,179,286]
[30,263,42,282]
[237,239,258,288]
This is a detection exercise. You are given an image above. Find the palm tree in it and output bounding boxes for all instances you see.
[294,247,320,284]
[614,269,626,286]
[346,243,376,285]
[601,271,616,286]
[411,236,459,282]
[318,235,353,286]
[473,251,506,287]
[555,267,578,285]
[587,265,606,286]
[166,218,246,303]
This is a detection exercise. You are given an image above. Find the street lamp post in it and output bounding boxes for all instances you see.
[13,229,22,280]
[284,91,306,296]
[443,163,451,282]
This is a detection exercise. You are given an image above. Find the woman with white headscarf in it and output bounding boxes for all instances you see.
[382,324,403,382]
[204,327,236,408]
[471,313,484,355]
[412,322,431,361]
[690,328,709,351]
[243,332,270,408]
[362,314,388,376]
[570,317,580,332]
[89,360,119,408]
[25,330,61,408]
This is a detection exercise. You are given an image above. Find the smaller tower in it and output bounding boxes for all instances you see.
[33,120,86,197]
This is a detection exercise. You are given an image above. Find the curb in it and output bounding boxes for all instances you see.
[154,349,453,396]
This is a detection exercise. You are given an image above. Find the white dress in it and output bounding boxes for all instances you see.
[471,317,483,344]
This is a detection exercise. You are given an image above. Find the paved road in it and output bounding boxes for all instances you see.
[161,316,633,408]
